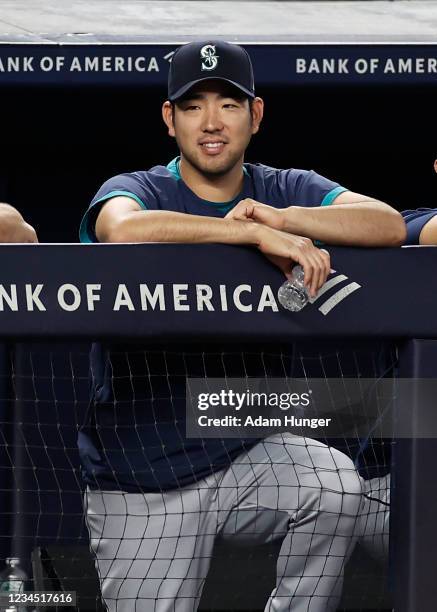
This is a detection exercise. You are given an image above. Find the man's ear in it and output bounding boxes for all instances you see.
[162,101,175,137]
[250,97,264,135]
[434,159,437,174]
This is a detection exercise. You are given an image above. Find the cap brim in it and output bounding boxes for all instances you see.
[169,77,255,102]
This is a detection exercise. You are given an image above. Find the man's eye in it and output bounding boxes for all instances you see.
[223,103,238,109]
[185,105,200,111]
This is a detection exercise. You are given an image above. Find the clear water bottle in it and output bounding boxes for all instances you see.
[0,558,28,612]
[278,265,309,312]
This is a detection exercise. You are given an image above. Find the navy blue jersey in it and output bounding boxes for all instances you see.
[80,157,346,243]
[402,207,437,245]
[79,158,347,492]
[79,343,304,493]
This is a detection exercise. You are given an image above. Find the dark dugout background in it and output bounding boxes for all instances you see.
[0,82,437,243]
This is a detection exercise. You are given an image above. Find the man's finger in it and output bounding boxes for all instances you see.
[296,255,313,292]
[319,248,331,278]
[225,209,245,220]
[315,251,330,293]
[243,202,255,219]
[307,253,323,297]
[305,249,330,296]
[312,253,326,293]
[251,205,271,224]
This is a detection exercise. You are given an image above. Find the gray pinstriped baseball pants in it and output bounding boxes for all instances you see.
[85,434,364,612]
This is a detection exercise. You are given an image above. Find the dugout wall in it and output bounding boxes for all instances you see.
[0,243,436,612]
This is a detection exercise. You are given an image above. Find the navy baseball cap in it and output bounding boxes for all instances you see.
[168,40,255,102]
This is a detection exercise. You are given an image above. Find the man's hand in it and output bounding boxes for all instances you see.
[254,224,330,297]
[227,194,406,247]
[228,201,330,295]
[226,198,286,230]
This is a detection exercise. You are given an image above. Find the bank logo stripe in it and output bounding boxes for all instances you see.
[318,282,361,315]
[309,274,349,304]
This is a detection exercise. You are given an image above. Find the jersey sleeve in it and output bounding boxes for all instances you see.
[402,208,437,245]
[79,172,157,243]
[285,169,348,207]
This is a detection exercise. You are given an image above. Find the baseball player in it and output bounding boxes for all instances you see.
[79,41,405,612]
[0,202,37,242]
[355,157,437,564]
[402,210,437,244]
[400,157,437,245]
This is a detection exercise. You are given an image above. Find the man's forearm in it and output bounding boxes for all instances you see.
[282,202,406,246]
[100,209,260,246]
[97,204,334,293]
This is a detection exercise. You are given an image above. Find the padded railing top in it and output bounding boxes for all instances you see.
[0,243,435,340]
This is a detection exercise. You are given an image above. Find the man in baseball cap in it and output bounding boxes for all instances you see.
[168,40,255,101]
[80,40,405,612]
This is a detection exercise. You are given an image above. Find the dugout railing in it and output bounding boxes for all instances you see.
[0,243,436,612]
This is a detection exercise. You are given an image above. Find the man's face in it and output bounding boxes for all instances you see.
[163,80,263,178]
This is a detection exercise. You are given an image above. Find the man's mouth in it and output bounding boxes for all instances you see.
[199,141,226,155]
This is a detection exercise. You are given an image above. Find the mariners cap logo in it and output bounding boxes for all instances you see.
[200,45,219,71]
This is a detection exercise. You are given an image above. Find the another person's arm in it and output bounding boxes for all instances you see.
[401,208,437,245]
[226,192,406,247]
[0,203,37,243]
[418,216,437,244]
[95,196,330,296]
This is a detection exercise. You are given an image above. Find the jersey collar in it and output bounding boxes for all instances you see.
[166,157,251,212]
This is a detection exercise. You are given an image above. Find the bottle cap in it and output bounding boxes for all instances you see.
[5,558,20,566]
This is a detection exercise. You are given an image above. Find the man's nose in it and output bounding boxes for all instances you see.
[202,106,224,132]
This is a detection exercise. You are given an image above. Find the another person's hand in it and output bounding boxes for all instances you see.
[254,224,330,297]
[226,198,286,230]
[0,203,38,243]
